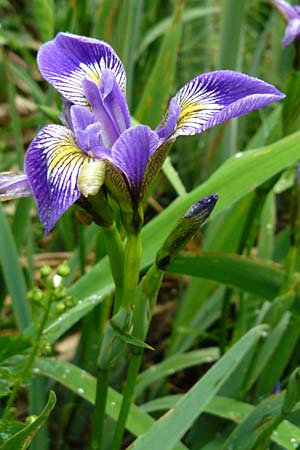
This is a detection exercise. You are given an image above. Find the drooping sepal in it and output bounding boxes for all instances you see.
[24,125,90,234]
[37,33,126,106]
[164,71,284,138]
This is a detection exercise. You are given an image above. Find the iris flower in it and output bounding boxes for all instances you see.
[272,0,300,47]
[2,33,284,234]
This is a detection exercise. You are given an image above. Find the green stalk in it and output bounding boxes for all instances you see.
[122,232,142,308]
[90,224,124,450]
[103,222,125,313]
[3,295,52,419]
[111,350,143,450]
[109,232,142,449]
[90,368,109,450]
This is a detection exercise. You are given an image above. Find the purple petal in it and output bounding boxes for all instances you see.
[82,70,130,148]
[25,125,89,234]
[272,0,299,20]
[70,105,110,158]
[37,32,126,106]
[0,172,32,200]
[282,18,300,46]
[169,71,285,138]
[111,125,159,195]
[157,98,181,141]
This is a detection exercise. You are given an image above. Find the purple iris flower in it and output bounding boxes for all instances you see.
[272,0,300,47]
[15,33,284,234]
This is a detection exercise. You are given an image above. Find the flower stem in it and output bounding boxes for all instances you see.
[90,368,109,450]
[111,349,143,450]
[122,232,142,308]
[103,222,124,313]
[3,295,52,419]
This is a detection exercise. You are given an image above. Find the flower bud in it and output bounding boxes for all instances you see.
[55,301,66,313]
[64,296,76,308]
[57,262,71,277]
[156,194,218,269]
[28,287,43,303]
[40,265,52,278]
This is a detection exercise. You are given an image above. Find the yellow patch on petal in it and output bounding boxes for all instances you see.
[78,159,106,197]
[177,103,206,124]
[48,145,84,173]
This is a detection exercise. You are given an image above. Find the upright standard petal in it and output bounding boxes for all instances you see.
[166,71,284,138]
[111,125,159,202]
[25,125,91,234]
[82,70,131,148]
[37,33,126,106]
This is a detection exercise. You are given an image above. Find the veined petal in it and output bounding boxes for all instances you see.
[282,18,300,46]
[111,125,159,202]
[82,70,130,148]
[0,172,32,200]
[25,125,91,234]
[156,98,181,141]
[168,71,285,138]
[272,0,299,20]
[37,33,126,106]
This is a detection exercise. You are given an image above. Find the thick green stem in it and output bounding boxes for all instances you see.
[122,232,142,308]
[103,222,124,313]
[90,368,109,450]
[111,350,143,450]
[3,297,52,419]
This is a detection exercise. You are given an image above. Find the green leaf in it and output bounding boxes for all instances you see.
[0,421,24,446]
[0,204,31,331]
[1,391,56,450]
[142,395,300,450]
[136,6,219,59]
[134,348,219,398]
[130,326,265,450]
[166,251,284,300]
[134,0,184,127]
[222,394,288,450]
[34,358,188,450]
[31,0,55,42]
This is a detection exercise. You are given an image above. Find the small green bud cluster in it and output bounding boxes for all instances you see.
[27,261,77,319]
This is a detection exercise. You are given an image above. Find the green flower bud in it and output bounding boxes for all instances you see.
[53,287,67,300]
[55,301,66,313]
[156,194,218,269]
[40,265,52,278]
[64,296,76,308]
[39,338,52,355]
[28,287,43,303]
[57,262,71,278]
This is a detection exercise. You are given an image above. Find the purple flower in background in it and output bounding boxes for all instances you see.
[20,33,284,234]
[272,0,300,47]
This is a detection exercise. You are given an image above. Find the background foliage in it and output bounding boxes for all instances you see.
[1,0,300,449]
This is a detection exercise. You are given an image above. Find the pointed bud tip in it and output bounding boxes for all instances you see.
[184,193,218,218]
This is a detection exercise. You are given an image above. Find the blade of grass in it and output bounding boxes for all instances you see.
[0,203,30,331]
[130,326,265,450]
[134,0,185,127]
[35,357,188,450]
